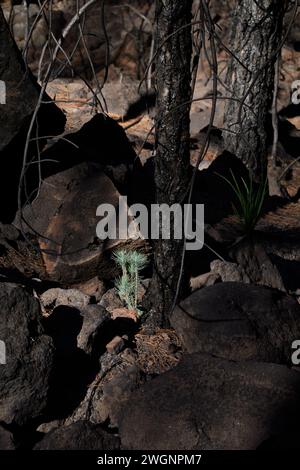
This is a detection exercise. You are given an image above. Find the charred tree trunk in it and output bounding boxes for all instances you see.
[144,0,193,329]
[223,0,285,179]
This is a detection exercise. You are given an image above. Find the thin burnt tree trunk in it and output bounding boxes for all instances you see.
[144,0,193,329]
[223,0,285,179]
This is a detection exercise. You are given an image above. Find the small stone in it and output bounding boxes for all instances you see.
[111,308,138,322]
[106,336,125,355]
[190,272,220,291]
[99,288,123,313]
[40,288,91,311]
[77,305,110,357]
[210,259,250,283]
[101,78,141,120]
[37,420,62,434]
[72,277,106,303]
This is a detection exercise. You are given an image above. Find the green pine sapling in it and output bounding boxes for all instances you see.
[113,249,149,317]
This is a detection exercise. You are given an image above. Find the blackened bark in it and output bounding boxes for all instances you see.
[144,0,193,328]
[223,0,285,179]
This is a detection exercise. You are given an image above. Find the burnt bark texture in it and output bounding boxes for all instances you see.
[223,0,285,179]
[144,0,193,328]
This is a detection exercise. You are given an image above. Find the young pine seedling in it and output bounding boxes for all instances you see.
[113,249,149,317]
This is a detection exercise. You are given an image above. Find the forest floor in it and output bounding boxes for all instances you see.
[1,0,300,452]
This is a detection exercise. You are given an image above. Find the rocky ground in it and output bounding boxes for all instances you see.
[1,0,300,451]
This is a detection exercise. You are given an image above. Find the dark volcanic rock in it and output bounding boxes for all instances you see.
[40,288,91,311]
[118,353,300,450]
[230,238,286,291]
[0,7,41,151]
[0,283,55,425]
[39,114,136,188]
[171,282,300,364]
[15,161,147,284]
[77,305,111,358]
[0,7,65,222]
[0,425,15,450]
[34,420,120,450]
[63,349,143,428]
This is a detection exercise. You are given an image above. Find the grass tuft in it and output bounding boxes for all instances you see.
[217,169,268,234]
